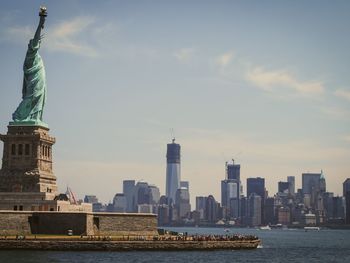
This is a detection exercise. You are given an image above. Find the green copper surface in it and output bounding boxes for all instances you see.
[12,8,48,127]
[9,120,48,128]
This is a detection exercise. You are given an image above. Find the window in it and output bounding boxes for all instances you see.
[19,205,23,211]
[48,147,51,158]
[42,145,45,157]
[18,144,23,155]
[11,144,16,155]
[14,205,17,211]
[25,144,30,155]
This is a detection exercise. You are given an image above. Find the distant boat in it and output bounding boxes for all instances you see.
[304,226,320,231]
[260,225,271,230]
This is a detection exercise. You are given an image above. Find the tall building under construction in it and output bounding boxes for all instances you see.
[165,139,181,205]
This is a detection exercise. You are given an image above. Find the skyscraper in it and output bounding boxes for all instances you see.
[343,178,350,197]
[264,197,276,225]
[278,181,290,194]
[112,193,127,212]
[205,195,218,223]
[123,180,135,212]
[221,160,241,220]
[134,181,150,208]
[320,171,326,193]
[221,179,239,218]
[343,178,350,224]
[175,187,191,219]
[247,177,265,200]
[287,176,295,196]
[247,177,265,224]
[196,196,207,220]
[302,173,321,195]
[148,185,160,205]
[248,193,261,226]
[166,138,181,205]
[302,172,322,209]
[227,160,240,180]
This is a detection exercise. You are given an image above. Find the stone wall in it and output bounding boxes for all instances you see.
[30,212,88,235]
[0,211,32,235]
[0,211,157,236]
[95,213,158,236]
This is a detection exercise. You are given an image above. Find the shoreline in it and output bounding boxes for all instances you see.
[0,239,261,251]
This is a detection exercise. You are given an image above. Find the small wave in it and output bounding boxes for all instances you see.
[257,244,263,249]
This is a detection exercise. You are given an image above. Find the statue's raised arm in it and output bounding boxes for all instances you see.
[11,7,48,128]
[32,7,47,47]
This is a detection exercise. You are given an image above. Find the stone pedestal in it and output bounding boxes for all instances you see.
[0,125,57,195]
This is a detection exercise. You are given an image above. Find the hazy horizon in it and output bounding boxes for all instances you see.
[0,0,349,206]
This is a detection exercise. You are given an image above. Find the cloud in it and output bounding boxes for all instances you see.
[173,48,195,62]
[46,16,98,57]
[246,67,325,97]
[1,16,99,57]
[334,89,350,101]
[216,51,234,67]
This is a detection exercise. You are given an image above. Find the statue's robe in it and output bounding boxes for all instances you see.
[12,39,46,122]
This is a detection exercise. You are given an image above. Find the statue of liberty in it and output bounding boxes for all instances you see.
[11,7,48,127]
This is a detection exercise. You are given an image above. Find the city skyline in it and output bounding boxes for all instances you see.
[0,1,349,204]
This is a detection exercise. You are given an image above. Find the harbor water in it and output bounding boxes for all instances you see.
[0,227,349,262]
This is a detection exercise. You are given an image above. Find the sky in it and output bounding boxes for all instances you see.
[0,0,349,206]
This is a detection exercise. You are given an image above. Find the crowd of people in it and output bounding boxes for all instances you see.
[4,233,259,242]
[83,233,259,242]
[190,234,259,241]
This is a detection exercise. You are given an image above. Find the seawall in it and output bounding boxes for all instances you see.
[0,239,260,251]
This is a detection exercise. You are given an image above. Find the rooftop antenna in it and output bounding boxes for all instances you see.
[170,128,175,143]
